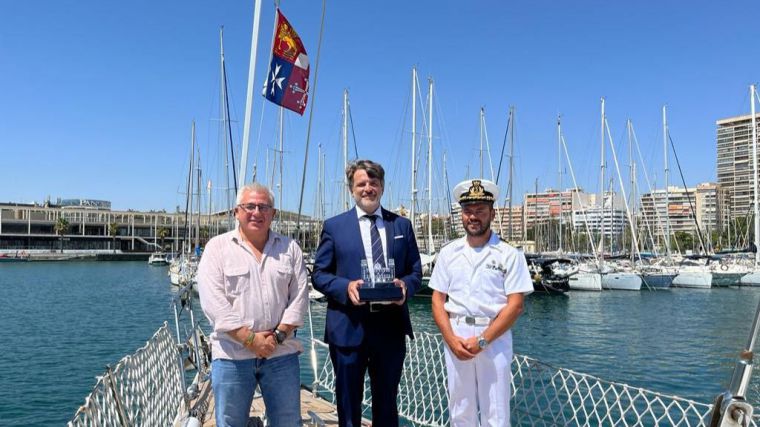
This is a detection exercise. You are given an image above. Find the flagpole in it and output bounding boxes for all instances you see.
[295,0,327,236]
[238,0,263,187]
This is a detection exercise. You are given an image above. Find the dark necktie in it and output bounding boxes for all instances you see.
[365,215,386,267]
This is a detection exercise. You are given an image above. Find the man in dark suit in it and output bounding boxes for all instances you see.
[312,159,422,427]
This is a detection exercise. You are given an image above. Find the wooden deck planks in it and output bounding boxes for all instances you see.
[197,385,371,426]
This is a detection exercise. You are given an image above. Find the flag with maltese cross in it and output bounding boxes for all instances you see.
[263,9,309,115]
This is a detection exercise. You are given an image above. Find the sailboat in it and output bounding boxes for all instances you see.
[571,99,642,290]
[739,84,760,286]
[631,112,677,288]
[169,121,201,287]
[555,114,602,291]
[600,100,643,290]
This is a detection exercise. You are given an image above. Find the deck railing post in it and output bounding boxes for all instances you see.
[708,298,760,426]
[104,365,131,426]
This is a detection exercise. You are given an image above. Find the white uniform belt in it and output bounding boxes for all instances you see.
[449,313,492,326]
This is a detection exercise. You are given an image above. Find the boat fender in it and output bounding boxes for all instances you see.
[721,264,729,271]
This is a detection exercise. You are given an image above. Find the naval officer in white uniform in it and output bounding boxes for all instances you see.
[429,178,533,427]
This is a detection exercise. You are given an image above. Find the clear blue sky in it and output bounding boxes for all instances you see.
[2,1,757,217]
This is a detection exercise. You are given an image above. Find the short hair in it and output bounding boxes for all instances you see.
[235,183,275,207]
[346,159,385,189]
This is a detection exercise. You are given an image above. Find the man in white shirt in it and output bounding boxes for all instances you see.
[429,179,533,427]
[197,183,309,427]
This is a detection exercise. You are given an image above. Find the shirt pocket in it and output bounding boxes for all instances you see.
[478,269,508,302]
[276,264,294,284]
[224,264,250,297]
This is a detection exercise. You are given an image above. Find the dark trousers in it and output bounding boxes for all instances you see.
[329,323,406,427]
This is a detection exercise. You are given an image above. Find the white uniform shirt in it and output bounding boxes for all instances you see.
[428,232,533,318]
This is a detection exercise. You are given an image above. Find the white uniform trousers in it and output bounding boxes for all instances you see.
[444,319,512,427]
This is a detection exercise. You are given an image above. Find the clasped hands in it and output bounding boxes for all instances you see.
[347,278,407,306]
[445,335,484,361]
[239,329,277,358]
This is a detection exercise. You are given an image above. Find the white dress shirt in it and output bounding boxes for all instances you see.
[355,205,388,281]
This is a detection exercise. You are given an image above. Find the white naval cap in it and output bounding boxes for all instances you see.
[453,179,499,205]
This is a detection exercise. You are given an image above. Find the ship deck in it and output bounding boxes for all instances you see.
[194,381,371,426]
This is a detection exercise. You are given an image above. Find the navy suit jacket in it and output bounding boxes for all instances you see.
[312,207,422,347]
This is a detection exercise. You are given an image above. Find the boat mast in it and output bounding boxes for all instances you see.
[196,155,202,252]
[558,114,562,254]
[207,180,213,236]
[428,77,434,253]
[238,0,263,186]
[480,107,485,177]
[628,119,636,260]
[411,67,417,231]
[443,150,450,241]
[317,143,324,249]
[219,27,236,230]
[342,89,349,211]
[185,121,196,254]
[534,178,539,251]
[663,105,671,256]
[751,84,759,266]
[600,98,606,264]
[508,107,514,242]
[605,116,641,262]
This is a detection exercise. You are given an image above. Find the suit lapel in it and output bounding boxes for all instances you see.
[348,207,363,254]
[382,209,395,263]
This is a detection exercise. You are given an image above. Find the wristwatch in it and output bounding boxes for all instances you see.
[273,328,287,345]
[477,335,489,350]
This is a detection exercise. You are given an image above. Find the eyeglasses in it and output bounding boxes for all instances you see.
[237,203,273,214]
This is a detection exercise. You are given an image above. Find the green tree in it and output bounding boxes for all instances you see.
[157,226,170,250]
[674,231,694,254]
[108,222,119,253]
[54,218,70,253]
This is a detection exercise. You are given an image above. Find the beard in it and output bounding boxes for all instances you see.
[464,218,491,237]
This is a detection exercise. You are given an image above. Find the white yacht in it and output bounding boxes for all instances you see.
[147,252,170,265]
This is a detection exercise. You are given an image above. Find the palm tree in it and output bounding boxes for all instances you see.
[108,222,119,253]
[54,218,70,253]
[157,227,170,251]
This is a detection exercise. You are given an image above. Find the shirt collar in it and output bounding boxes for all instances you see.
[355,205,383,220]
[453,230,501,251]
[230,227,280,247]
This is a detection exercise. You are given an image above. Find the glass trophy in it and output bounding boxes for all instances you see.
[358,258,403,302]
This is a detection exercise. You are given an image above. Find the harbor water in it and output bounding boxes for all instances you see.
[1,261,759,426]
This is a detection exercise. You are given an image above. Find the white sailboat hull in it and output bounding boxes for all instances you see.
[740,272,760,286]
[568,272,602,291]
[672,272,712,288]
[602,273,642,291]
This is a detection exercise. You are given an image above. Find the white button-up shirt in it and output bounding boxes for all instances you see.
[428,232,533,318]
[197,228,309,360]
[355,205,388,280]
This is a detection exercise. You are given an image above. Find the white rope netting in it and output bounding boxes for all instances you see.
[311,331,759,427]
[68,323,184,427]
[68,325,760,427]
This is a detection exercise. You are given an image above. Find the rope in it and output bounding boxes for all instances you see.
[69,321,760,427]
[309,331,750,427]
[68,324,185,427]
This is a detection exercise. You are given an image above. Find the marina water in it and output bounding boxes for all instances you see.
[1,261,759,426]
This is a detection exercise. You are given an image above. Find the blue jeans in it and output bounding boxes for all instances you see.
[211,353,302,427]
